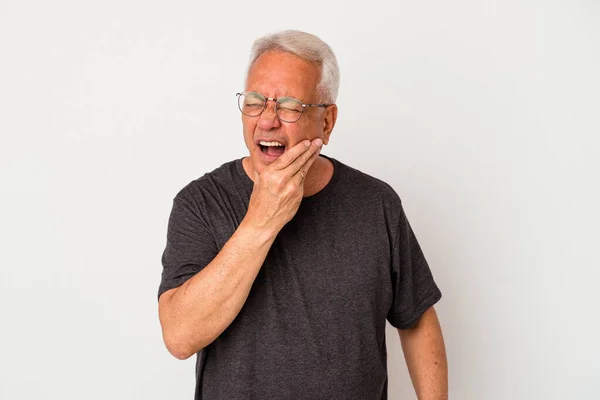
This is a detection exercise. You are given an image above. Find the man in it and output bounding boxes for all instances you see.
[158,30,448,399]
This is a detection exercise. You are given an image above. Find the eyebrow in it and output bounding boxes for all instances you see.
[248,88,302,98]
[248,91,309,103]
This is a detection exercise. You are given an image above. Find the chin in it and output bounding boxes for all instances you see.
[248,154,265,173]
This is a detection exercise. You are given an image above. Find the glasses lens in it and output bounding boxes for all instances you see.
[277,97,303,122]
[238,92,265,116]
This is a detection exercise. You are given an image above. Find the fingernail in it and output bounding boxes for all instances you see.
[304,140,311,147]
[315,138,323,147]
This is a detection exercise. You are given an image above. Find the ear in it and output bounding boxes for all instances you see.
[321,104,338,145]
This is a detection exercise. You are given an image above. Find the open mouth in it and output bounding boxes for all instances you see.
[259,141,286,158]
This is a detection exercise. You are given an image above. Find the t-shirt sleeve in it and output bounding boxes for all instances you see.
[158,194,219,300]
[386,203,442,329]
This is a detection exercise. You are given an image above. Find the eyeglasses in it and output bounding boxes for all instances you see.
[236,91,330,123]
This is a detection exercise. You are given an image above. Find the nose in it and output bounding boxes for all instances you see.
[256,100,282,131]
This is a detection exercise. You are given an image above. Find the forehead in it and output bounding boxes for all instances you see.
[246,50,320,100]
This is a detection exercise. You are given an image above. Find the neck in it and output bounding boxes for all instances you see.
[302,156,333,197]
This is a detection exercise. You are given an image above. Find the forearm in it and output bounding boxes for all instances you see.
[398,307,448,400]
[159,217,277,359]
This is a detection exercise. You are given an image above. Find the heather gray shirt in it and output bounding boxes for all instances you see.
[158,154,442,400]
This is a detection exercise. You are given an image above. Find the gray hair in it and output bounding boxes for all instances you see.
[245,30,340,104]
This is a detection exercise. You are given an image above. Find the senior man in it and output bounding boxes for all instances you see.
[158,29,448,400]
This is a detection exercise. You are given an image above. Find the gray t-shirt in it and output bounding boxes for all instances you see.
[158,154,442,400]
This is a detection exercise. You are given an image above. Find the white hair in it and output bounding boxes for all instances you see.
[245,30,340,104]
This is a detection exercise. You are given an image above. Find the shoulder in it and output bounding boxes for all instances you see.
[334,157,403,208]
[172,159,241,205]
[330,157,408,240]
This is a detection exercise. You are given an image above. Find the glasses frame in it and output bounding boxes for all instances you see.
[236,91,330,123]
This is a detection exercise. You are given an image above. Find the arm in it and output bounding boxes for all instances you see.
[397,306,448,400]
[158,219,277,360]
[158,139,323,360]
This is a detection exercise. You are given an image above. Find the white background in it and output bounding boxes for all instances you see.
[1,0,599,399]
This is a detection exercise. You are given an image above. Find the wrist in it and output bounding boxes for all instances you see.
[239,216,279,246]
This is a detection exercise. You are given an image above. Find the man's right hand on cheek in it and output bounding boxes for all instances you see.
[246,138,323,235]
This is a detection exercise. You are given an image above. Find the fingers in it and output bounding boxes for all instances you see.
[273,139,313,171]
[285,138,323,177]
[295,146,321,184]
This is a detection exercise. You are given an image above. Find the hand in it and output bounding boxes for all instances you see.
[245,138,323,234]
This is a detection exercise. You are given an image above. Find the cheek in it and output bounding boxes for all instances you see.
[284,124,305,145]
[294,118,320,140]
[242,119,257,144]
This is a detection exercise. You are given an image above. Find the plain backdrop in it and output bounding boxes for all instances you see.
[1,0,599,399]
